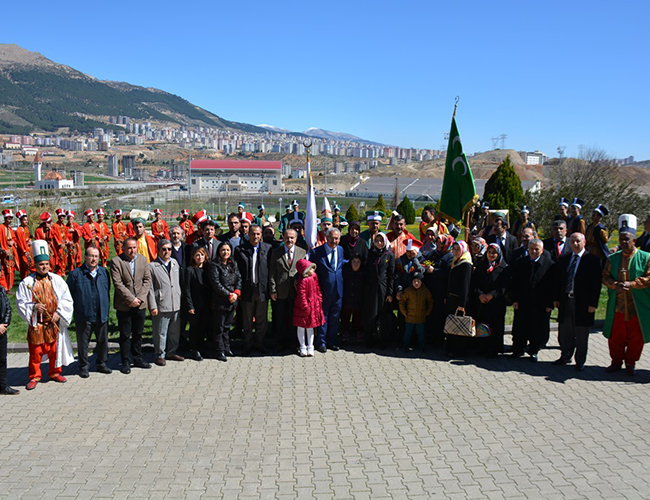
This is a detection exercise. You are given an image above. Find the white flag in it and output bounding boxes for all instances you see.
[305,159,317,249]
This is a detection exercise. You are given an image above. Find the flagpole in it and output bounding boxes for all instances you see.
[452,95,459,119]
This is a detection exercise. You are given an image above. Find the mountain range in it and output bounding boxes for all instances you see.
[0,44,381,144]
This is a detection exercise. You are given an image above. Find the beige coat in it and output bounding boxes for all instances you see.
[147,257,182,313]
[110,254,152,311]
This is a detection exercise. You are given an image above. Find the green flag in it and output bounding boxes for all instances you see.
[439,117,478,224]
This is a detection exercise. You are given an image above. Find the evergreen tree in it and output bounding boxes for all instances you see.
[483,155,524,219]
[372,194,386,213]
[345,203,359,223]
[396,195,416,224]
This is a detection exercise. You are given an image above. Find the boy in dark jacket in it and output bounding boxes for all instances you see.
[341,256,365,343]
[0,282,18,395]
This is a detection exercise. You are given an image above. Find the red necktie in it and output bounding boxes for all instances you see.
[556,241,561,256]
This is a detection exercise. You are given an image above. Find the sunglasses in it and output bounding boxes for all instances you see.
[161,247,172,252]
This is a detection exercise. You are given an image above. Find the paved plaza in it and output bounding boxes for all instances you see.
[2,331,650,500]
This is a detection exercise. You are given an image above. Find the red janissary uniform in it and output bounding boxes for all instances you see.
[51,221,68,276]
[15,224,34,279]
[151,219,169,243]
[387,230,421,259]
[81,221,101,250]
[34,225,58,273]
[136,233,158,262]
[65,222,82,270]
[0,222,17,290]
[180,219,194,241]
[96,220,111,266]
[112,220,128,256]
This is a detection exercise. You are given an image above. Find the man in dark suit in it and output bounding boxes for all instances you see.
[310,228,345,353]
[510,238,556,361]
[486,217,518,264]
[218,213,243,248]
[192,220,219,261]
[543,219,570,262]
[636,214,650,252]
[169,225,191,269]
[511,227,537,263]
[235,224,271,354]
[553,232,602,370]
[269,229,306,352]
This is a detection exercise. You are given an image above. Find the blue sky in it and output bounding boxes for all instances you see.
[3,0,649,160]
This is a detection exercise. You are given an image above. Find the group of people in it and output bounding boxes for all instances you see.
[1,198,649,396]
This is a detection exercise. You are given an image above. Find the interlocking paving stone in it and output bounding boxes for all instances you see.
[3,330,650,499]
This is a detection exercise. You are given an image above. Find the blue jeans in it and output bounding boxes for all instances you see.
[403,322,426,349]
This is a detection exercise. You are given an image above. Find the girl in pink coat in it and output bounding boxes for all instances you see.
[293,259,324,357]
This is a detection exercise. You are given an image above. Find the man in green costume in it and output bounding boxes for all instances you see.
[602,214,650,376]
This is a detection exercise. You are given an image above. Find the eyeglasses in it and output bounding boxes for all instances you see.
[161,247,172,252]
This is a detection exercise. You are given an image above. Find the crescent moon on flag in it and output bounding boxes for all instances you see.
[452,157,468,176]
[453,136,461,149]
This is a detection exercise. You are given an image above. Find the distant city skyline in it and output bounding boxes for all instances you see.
[2,0,648,160]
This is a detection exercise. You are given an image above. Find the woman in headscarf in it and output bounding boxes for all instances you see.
[423,233,455,346]
[470,237,487,266]
[469,243,509,357]
[445,240,474,356]
[340,221,368,263]
[361,232,395,345]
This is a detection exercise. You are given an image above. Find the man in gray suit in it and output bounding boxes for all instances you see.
[148,239,183,366]
[192,220,219,261]
[269,229,306,352]
[110,237,152,374]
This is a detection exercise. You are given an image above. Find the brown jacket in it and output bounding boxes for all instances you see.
[110,253,152,311]
[399,285,433,324]
[269,245,307,299]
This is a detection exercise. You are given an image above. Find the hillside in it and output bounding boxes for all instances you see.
[0,44,268,135]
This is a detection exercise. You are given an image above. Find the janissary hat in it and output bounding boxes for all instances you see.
[285,205,292,211]
[55,208,65,217]
[594,204,609,217]
[32,240,50,263]
[240,213,253,224]
[619,214,637,235]
[571,198,584,209]
[366,210,384,222]
[84,209,94,218]
[405,239,422,252]
[180,209,189,216]
[2,209,13,219]
[114,209,123,216]
[291,200,299,207]
[40,212,52,223]
[481,201,490,209]
[521,206,530,214]
[96,208,105,216]
[153,208,162,215]
[16,209,27,219]
[67,210,75,218]
[289,213,304,226]
[257,204,265,212]
[191,210,207,224]
[237,202,246,209]
[559,197,570,208]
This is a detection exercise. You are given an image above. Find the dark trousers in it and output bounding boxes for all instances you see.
[318,295,342,348]
[340,307,362,338]
[188,305,211,352]
[0,332,7,390]
[275,297,295,348]
[512,306,550,355]
[559,297,590,365]
[77,320,109,370]
[117,308,146,364]
[214,308,235,353]
[241,293,268,349]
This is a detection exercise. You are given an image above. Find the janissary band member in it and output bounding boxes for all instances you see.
[96,208,111,266]
[585,203,610,267]
[0,209,17,290]
[52,208,68,276]
[602,214,650,376]
[179,209,194,242]
[112,209,128,256]
[151,209,169,243]
[35,212,57,270]
[81,209,100,251]
[65,210,82,271]
[131,217,157,262]
[16,240,74,391]
[15,210,34,279]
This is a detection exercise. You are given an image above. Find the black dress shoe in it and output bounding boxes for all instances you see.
[1,386,20,395]
[79,370,90,379]
[224,350,234,357]
[575,363,585,371]
[510,351,525,359]
[241,345,254,355]
[529,353,538,362]
[216,352,227,362]
[192,350,204,362]
[553,357,570,365]
[316,345,327,354]
[133,359,151,369]
[120,365,131,375]
[256,346,269,355]
[97,366,113,374]
[328,345,340,352]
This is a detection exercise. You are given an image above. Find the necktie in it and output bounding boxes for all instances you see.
[566,254,578,293]
[208,240,213,258]
[330,248,336,269]
[287,248,293,267]
[252,246,258,284]
[556,240,561,256]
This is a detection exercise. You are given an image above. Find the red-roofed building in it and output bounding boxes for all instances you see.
[190,159,282,194]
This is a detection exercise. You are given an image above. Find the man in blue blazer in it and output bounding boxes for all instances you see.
[310,228,346,353]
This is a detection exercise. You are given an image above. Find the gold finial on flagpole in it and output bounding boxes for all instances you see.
[453,95,460,119]
[303,140,312,163]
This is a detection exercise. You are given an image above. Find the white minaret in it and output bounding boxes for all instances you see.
[34,152,42,182]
